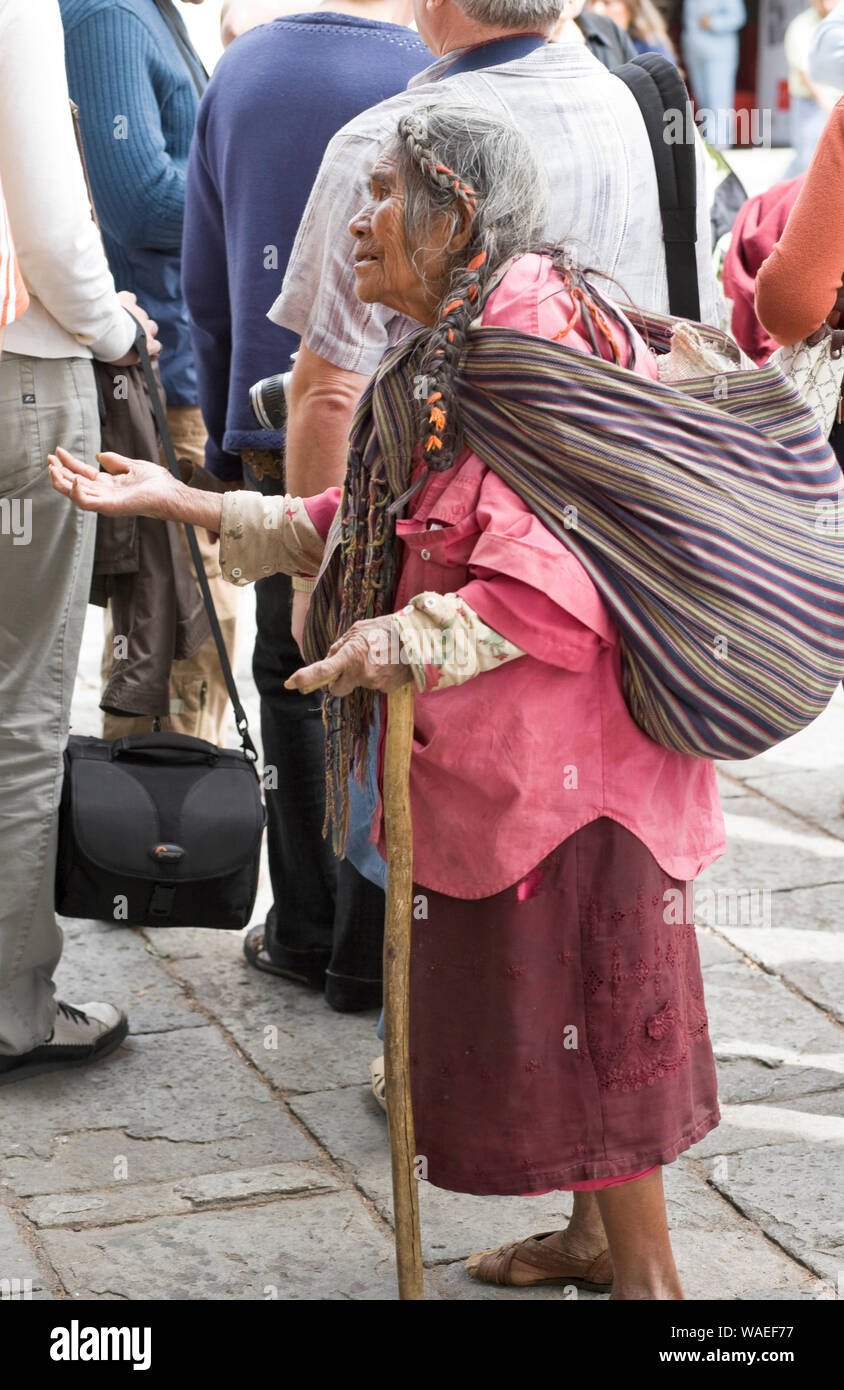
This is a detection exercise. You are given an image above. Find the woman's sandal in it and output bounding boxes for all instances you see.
[466,1231,613,1290]
[370,1056,387,1113]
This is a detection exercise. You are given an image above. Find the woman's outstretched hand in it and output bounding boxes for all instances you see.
[285,616,412,696]
[48,448,183,520]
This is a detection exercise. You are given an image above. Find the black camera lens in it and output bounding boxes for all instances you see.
[249,373,290,431]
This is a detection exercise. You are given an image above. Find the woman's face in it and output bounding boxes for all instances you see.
[591,0,632,29]
[348,154,468,327]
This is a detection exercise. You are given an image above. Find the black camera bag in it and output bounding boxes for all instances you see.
[56,734,264,928]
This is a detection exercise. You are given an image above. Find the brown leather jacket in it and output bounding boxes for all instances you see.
[90,360,212,718]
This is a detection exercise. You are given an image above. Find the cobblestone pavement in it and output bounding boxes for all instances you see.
[1,598,842,1301]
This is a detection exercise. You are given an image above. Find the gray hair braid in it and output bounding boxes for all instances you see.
[390,104,549,473]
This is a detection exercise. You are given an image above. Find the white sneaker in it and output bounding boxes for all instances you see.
[0,1000,129,1085]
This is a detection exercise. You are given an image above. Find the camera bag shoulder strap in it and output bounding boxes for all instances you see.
[132,321,257,761]
[70,99,256,760]
[614,53,702,323]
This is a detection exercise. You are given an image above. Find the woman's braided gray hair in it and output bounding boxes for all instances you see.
[388,104,549,470]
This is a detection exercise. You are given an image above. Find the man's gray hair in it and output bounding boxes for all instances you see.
[453,0,564,31]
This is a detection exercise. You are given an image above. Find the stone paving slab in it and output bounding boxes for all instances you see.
[22,1161,342,1229]
[150,932,382,1094]
[709,1143,844,1284]
[715,773,748,800]
[291,1081,583,1266]
[718,934,844,1026]
[0,1207,46,1293]
[1,1126,309,1200]
[702,961,844,1066]
[37,1191,408,1300]
[751,883,841,935]
[697,798,844,896]
[54,920,207,1035]
[0,1028,316,1181]
[697,930,743,968]
[710,1057,844,1107]
[141,926,237,962]
[690,1093,844,1158]
[738,769,844,843]
[709,877,844,1028]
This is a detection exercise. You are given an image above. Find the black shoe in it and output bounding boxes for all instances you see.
[243,925,328,989]
[0,1001,129,1086]
[324,971,383,1013]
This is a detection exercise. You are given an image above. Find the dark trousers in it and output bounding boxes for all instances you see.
[245,467,384,1011]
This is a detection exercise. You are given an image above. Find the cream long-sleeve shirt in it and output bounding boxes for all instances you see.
[0,0,134,363]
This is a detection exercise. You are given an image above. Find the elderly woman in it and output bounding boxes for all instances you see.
[50,104,725,1300]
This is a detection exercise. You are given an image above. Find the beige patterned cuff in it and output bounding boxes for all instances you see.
[392,592,524,693]
[219,491,325,587]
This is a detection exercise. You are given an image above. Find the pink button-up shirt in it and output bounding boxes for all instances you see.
[306,255,726,898]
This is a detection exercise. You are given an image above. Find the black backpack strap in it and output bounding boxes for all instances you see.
[615,53,702,323]
[129,316,257,761]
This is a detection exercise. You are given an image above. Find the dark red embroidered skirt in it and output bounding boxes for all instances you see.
[409,817,719,1196]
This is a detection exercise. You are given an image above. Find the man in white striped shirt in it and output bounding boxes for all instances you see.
[271,0,720,610]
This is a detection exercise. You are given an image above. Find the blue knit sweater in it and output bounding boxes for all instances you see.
[182,13,429,479]
[59,0,206,405]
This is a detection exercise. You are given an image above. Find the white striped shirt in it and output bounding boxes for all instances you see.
[269,40,720,374]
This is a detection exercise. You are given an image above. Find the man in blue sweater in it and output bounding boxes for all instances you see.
[59,0,239,745]
[183,4,428,1010]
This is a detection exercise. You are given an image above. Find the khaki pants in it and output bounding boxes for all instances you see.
[0,354,99,1053]
[101,405,240,745]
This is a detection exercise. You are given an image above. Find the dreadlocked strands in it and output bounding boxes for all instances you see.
[303,335,426,852]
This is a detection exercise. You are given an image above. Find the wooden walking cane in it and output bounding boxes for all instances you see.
[383,683,424,1300]
[295,660,423,1297]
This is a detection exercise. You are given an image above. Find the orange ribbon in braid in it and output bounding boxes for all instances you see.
[428,162,477,211]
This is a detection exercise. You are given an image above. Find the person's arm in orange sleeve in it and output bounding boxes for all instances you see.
[755,100,844,345]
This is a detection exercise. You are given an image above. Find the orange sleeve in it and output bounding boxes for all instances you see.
[755,100,844,346]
